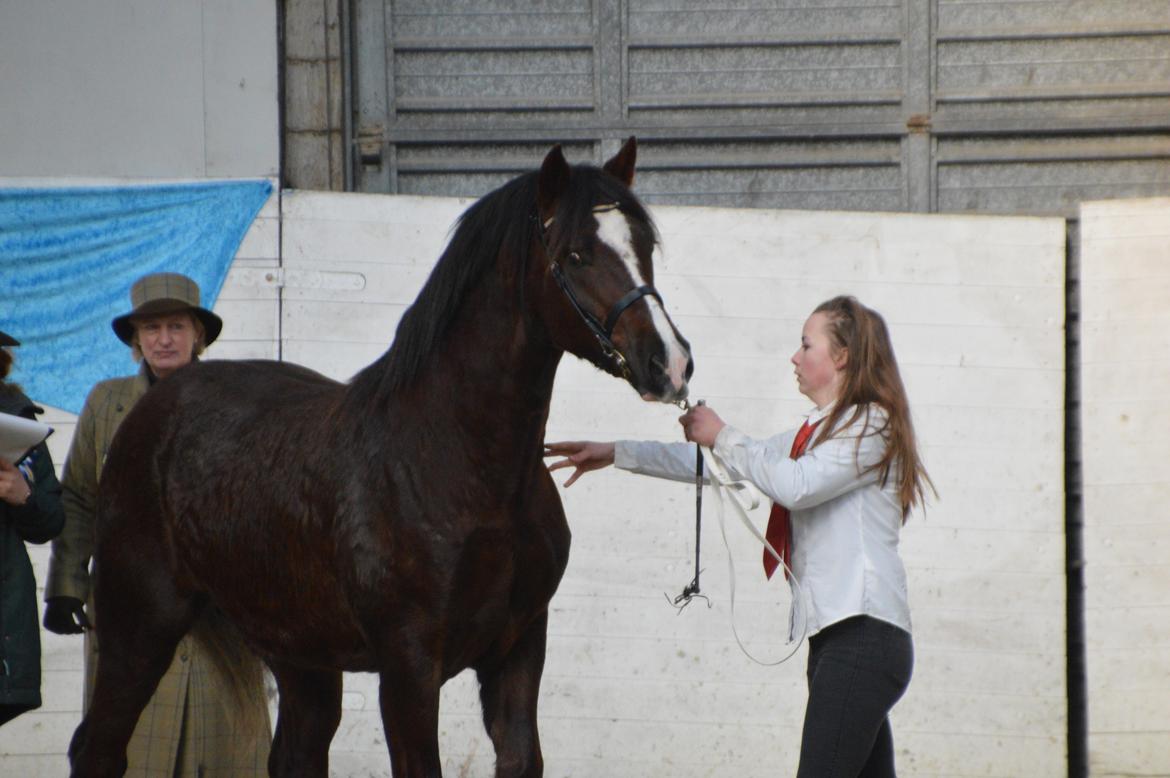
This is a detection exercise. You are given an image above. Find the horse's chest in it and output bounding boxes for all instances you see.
[459,519,566,607]
[444,515,568,662]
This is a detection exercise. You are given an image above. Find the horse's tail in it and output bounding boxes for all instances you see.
[190,605,271,735]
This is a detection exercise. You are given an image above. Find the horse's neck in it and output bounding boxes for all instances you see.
[422,281,562,452]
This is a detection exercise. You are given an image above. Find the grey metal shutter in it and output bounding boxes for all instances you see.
[348,0,1170,217]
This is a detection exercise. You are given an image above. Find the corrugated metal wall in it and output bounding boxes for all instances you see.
[347,0,1170,217]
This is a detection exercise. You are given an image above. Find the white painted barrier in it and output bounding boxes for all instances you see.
[3,190,1070,777]
[276,192,1068,777]
[1080,197,1170,777]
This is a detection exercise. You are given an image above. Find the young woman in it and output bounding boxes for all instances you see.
[546,295,933,777]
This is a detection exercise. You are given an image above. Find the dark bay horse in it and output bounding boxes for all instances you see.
[70,138,692,777]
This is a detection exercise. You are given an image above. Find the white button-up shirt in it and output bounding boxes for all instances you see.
[614,403,911,639]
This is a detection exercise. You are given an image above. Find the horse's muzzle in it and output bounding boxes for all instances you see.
[636,341,692,404]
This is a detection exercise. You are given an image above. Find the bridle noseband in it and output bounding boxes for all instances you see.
[538,203,662,380]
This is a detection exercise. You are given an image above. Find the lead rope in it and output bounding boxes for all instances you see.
[666,409,710,612]
[667,400,809,665]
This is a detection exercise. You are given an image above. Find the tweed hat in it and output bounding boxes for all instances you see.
[0,331,18,347]
[111,272,223,346]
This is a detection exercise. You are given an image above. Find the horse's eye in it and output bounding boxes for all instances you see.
[568,251,583,267]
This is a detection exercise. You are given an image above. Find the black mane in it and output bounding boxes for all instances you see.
[346,161,656,405]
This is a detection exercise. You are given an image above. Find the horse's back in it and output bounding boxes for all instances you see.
[101,358,348,535]
[99,359,370,657]
[176,358,342,401]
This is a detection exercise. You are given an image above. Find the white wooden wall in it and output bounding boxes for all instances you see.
[1080,198,1170,776]
[2,191,1070,776]
[277,192,1069,777]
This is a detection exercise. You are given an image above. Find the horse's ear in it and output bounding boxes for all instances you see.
[537,144,571,224]
[602,136,637,188]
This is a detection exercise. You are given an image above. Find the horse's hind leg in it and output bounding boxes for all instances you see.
[267,660,342,777]
[68,540,199,776]
[477,612,550,778]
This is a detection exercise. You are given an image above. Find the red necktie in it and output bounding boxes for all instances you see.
[763,418,822,580]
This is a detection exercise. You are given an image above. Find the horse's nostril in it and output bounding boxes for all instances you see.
[685,357,694,381]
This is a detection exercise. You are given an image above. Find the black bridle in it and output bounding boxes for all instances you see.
[539,204,705,613]
[538,204,662,379]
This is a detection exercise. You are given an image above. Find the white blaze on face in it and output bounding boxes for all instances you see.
[594,209,691,394]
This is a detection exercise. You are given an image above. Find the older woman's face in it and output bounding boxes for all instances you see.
[134,313,197,379]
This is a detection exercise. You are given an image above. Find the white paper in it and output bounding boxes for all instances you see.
[0,411,53,465]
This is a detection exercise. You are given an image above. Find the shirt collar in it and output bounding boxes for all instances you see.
[804,401,836,426]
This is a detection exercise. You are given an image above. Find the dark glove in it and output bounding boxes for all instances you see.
[43,596,91,634]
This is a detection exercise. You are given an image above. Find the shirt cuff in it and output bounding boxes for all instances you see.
[712,425,749,460]
[613,440,639,471]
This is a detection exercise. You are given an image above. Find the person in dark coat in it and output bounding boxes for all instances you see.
[0,329,65,726]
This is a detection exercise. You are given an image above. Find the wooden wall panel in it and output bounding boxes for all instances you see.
[276,193,1066,777]
[2,188,1067,776]
[1079,197,1170,777]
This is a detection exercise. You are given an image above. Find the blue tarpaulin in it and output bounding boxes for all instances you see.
[0,179,272,414]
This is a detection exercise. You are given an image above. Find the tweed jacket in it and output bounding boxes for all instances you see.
[46,364,270,776]
[46,367,150,602]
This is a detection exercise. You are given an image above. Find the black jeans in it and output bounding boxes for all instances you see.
[796,615,914,778]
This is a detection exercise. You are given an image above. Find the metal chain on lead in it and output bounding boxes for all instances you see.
[666,399,710,612]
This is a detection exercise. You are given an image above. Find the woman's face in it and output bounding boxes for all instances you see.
[134,313,197,379]
[790,311,846,407]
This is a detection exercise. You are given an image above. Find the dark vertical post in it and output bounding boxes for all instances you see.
[349,0,393,192]
[1064,222,1088,778]
[340,0,354,192]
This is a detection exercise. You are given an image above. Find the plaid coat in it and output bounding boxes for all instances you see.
[46,364,270,776]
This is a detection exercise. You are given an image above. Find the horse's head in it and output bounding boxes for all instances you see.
[533,138,693,404]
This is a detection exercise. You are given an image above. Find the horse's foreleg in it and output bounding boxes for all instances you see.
[267,660,342,778]
[377,648,442,778]
[477,611,549,778]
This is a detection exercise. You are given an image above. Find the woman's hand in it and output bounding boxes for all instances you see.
[43,596,92,634]
[544,441,616,487]
[0,458,32,507]
[679,404,726,448]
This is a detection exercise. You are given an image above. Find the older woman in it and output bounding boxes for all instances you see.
[0,330,65,726]
[43,273,270,776]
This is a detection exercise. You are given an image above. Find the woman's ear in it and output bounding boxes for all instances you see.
[833,347,849,370]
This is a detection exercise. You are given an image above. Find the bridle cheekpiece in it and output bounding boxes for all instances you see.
[538,203,662,380]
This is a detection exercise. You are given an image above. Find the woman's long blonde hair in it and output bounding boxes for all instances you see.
[812,295,934,516]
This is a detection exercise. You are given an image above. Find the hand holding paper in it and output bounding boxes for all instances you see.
[0,411,53,466]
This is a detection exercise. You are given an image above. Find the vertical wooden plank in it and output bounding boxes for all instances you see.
[1080,197,1170,777]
